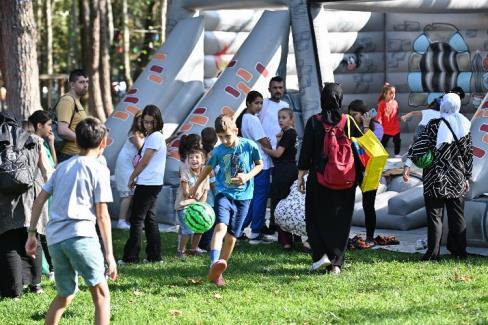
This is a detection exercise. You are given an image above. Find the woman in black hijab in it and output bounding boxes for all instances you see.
[297,83,361,275]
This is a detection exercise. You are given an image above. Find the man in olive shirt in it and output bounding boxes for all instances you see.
[56,69,89,162]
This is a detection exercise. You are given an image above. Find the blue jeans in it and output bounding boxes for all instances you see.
[214,193,251,238]
[242,168,270,234]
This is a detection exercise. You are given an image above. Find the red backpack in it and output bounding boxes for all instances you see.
[314,114,356,190]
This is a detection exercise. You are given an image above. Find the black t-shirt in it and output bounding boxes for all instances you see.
[273,128,297,165]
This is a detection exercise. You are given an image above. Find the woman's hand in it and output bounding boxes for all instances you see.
[128,177,136,190]
[361,111,373,128]
[297,177,305,193]
[402,167,410,182]
[465,180,470,193]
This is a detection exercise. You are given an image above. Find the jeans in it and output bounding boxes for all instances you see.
[122,185,163,262]
[242,168,270,234]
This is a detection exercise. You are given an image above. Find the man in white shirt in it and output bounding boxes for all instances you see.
[259,76,289,150]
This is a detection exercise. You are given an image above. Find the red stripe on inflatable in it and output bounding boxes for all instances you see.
[225,86,240,98]
[255,63,269,77]
[113,111,129,120]
[473,146,485,158]
[194,107,206,114]
[237,68,252,82]
[480,124,488,132]
[483,100,488,108]
[124,97,139,103]
[126,106,140,115]
[237,82,251,95]
[153,53,166,60]
[150,65,164,73]
[127,88,138,95]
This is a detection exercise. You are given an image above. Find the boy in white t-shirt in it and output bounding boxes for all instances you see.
[25,117,116,325]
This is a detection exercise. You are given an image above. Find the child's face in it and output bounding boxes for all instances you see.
[247,97,263,115]
[278,111,293,129]
[385,88,396,101]
[37,120,53,138]
[217,129,238,147]
[349,110,362,124]
[143,115,155,134]
[188,152,204,170]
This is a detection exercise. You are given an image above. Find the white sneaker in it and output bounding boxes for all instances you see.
[310,254,331,271]
[249,234,273,245]
[115,220,130,229]
[48,272,55,282]
[117,259,127,265]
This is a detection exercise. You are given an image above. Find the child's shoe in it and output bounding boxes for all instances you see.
[208,259,227,284]
[310,254,331,271]
[176,251,186,258]
[48,272,55,282]
[189,248,207,256]
[114,220,130,229]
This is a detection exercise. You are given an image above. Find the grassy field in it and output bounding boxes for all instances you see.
[2,229,488,324]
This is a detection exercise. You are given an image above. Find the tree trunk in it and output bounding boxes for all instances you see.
[0,1,41,120]
[134,0,156,78]
[68,0,79,70]
[100,0,113,117]
[45,0,53,107]
[106,0,114,45]
[80,0,90,71]
[122,0,132,87]
[160,0,167,43]
[87,0,106,121]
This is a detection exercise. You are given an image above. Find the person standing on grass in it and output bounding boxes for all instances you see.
[348,100,383,246]
[56,69,89,162]
[376,83,401,157]
[175,148,209,257]
[403,93,472,261]
[236,90,274,244]
[261,107,298,250]
[28,111,57,281]
[121,105,166,264]
[114,111,145,230]
[25,117,117,325]
[297,83,362,275]
[259,76,289,234]
[189,114,263,286]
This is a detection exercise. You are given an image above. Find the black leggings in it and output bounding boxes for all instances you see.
[362,190,377,240]
[381,133,401,155]
[0,228,42,298]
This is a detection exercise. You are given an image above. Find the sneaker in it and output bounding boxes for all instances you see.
[214,274,225,287]
[117,259,127,265]
[310,254,331,271]
[330,266,341,276]
[208,259,227,283]
[189,248,207,256]
[113,220,130,229]
[48,272,55,282]
[29,284,44,294]
[238,233,249,241]
[176,251,186,258]
[261,226,276,235]
[249,234,273,245]
[143,259,163,264]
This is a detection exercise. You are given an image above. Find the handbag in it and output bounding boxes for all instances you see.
[347,117,389,192]
[132,142,145,168]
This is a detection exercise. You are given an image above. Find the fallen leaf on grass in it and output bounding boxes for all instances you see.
[169,285,178,289]
[188,278,203,285]
[213,293,223,299]
[169,309,183,317]
[133,290,143,296]
[293,275,300,280]
[453,274,472,282]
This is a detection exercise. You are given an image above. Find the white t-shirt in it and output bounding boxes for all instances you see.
[420,109,440,126]
[259,98,289,149]
[241,113,272,170]
[137,131,166,185]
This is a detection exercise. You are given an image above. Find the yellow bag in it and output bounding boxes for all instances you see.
[347,117,388,192]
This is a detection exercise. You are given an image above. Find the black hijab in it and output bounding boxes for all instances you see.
[320,82,343,125]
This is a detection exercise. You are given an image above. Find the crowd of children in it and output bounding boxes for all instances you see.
[0,72,474,325]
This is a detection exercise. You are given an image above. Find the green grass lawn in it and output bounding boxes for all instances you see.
[2,229,488,324]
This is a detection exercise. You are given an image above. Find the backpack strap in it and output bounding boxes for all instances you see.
[54,94,79,129]
[440,117,465,158]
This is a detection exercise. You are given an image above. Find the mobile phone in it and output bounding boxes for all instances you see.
[370,108,377,118]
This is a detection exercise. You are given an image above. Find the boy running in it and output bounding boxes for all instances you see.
[190,114,263,286]
[25,117,117,325]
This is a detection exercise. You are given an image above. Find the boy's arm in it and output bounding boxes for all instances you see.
[189,165,212,198]
[96,202,118,280]
[25,190,51,258]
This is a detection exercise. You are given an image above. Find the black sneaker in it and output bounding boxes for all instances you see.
[249,234,274,245]
[261,226,276,235]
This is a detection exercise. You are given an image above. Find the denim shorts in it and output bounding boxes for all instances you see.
[214,193,251,238]
[177,209,194,236]
[48,236,106,297]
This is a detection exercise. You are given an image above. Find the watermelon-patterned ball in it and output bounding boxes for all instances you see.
[183,201,215,233]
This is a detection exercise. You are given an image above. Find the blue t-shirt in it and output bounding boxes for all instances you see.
[208,137,261,200]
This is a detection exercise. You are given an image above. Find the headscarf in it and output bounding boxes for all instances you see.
[436,92,471,148]
[320,82,343,125]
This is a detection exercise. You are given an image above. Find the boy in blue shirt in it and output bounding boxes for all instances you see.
[190,114,263,286]
[25,117,117,325]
